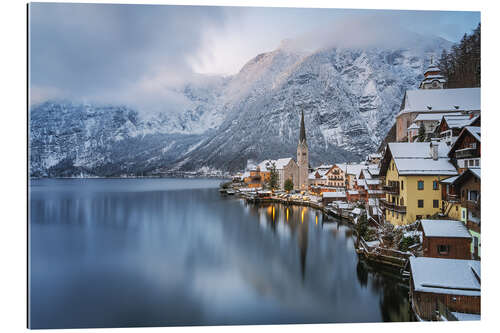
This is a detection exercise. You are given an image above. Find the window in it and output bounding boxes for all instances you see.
[465,160,469,168]
[462,210,466,219]
[473,237,479,248]
[433,181,439,190]
[437,245,450,255]
[475,160,480,166]
[469,190,479,202]
[433,200,439,208]
[401,181,404,190]
[417,180,424,190]
[418,200,424,208]
[416,215,422,220]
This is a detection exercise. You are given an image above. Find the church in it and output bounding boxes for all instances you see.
[395,58,480,142]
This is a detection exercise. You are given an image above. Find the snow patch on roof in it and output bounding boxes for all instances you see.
[410,257,481,296]
[400,88,480,114]
[420,219,471,238]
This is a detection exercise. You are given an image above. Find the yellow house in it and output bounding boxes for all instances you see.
[380,142,457,225]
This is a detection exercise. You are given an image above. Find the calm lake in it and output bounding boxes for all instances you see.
[29,178,411,328]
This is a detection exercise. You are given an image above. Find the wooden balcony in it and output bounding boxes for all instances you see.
[382,184,400,195]
[455,147,478,159]
[462,199,480,216]
[380,199,407,213]
[445,193,459,202]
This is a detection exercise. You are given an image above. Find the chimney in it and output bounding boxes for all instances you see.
[430,141,439,160]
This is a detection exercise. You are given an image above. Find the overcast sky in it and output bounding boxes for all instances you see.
[29,2,480,110]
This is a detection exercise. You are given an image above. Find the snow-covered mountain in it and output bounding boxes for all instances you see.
[29,35,452,177]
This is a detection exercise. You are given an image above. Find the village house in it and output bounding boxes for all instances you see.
[441,168,481,259]
[322,191,347,205]
[356,165,384,202]
[419,219,472,260]
[274,158,299,191]
[407,112,461,142]
[395,61,480,142]
[379,141,457,225]
[436,114,480,146]
[448,126,481,174]
[308,164,331,188]
[324,164,346,188]
[409,257,480,321]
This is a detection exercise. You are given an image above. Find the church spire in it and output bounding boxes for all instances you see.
[299,109,306,143]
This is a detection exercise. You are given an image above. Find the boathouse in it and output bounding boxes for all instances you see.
[409,257,480,321]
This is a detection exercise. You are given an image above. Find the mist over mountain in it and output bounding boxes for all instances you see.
[29,33,452,177]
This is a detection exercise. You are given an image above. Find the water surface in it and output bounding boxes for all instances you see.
[29,178,410,328]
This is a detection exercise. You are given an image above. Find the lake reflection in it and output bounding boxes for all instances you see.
[29,178,410,328]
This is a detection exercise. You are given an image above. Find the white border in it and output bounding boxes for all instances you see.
[1,1,498,333]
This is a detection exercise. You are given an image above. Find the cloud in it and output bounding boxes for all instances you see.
[29,3,479,112]
[29,3,229,111]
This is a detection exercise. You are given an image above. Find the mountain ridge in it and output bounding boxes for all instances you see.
[29,36,452,177]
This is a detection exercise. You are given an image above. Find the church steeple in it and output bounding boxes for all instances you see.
[419,55,447,89]
[296,109,309,191]
[299,109,306,144]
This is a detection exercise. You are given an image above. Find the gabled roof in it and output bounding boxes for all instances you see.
[257,157,295,171]
[335,163,366,178]
[451,168,481,189]
[420,219,471,238]
[448,126,481,158]
[399,88,480,115]
[415,112,461,122]
[409,257,480,296]
[442,114,479,130]
[380,142,457,176]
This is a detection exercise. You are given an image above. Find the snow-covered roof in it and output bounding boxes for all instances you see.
[367,165,380,176]
[257,157,294,171]
[387,142,457,176]
[443,114,479,129]
[368,153,382,159]
[410,257,480,296]
[317,164,333,170]
[440,175,459,184]
[470,168,480,179]
[394,158,457,176]
[415,112,461,122]
[335,163,366,178]
[407,123,419,130]
[322,192,346,198]
[465,126,481,142]
[357,179,366,186]
[365,179,380,185]
[352,208,363,215]
[389,142,449,159]
[399,88,480,114]
[420,219,471,238]
[424,66,441,74]
[348,190,359,195]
